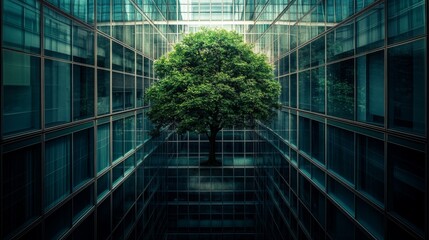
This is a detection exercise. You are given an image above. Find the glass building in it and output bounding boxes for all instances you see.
[0,0,427,239]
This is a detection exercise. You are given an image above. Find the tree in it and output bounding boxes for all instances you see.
[146,28,281,165]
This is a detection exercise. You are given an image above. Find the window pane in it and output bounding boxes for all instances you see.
[113,119,124,162]
[124,116,135,153]
[327,59,354,120]
[388,143,425,234]
[45,59,71,127]
[97,172,110,200]
[357,135,384,206]
[45,201,71,240]
[46,0,71,13]
[45,136,71,210]
[327,21,354,62]
[311,120,324,165]
[311,66,325,113]
[327,200,354,239]
[311,36,325,67]
[279,76,289,106]
[72,0,94,24]
[298,44,310,70]
[125,75,135,109]
[124,47,135,74]
[73,65,94,120]
[1,144,41,239]
[388,40,426,135]
[357,50,384,125]
[328,177,354,215]
[44,7,71,60]
[112,72,124,112]
[136,77,144,107]
[328,126,354,185]
[97,0,110,34]
[298,70,311,111]
[290,73,297,108]
[2,50,40,135]
[97,123,110,173]
[97,34,110,68]
[73,128,94,189]
[73,185,93,222]
[2,0,40,53]
[97,69,110,115]
[387,0,426,43]
[356,198,384,240]
[356,4,385,53]
[73,23,94,64]
[112,41,123,72]
[299,117,310,155]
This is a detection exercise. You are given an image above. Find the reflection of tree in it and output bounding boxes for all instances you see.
[311,68,325,113]
[327,61,354,120]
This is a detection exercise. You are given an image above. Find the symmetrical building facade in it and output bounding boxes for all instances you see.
[0,0,427,240]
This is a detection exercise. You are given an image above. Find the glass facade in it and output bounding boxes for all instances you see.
[1,0,427,240]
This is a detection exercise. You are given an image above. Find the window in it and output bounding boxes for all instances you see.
[328,177,355,215]
[1,144,41,238]
[311,66,325,113]
[328,126,354,185]
[45,59,71,127]
[45,136,71,210]
[113,119,124,162]
[357,50,384,125]
[356,198,384,240]
[299,117,310,155]
[72,0,94,24]
[290,74,297,108]
[112,72,124,112]
[327,200,354,239]
[97,69,110,115]
[357,135,384,206]
[124,116,135,153]
[388,40,426,136]
[97,123,110,173]
[97,34,110,68]
[73,128,94,189]
[73,65,94,120]
[45,201,71,239]
[2,0,40,53]
[327,21,354,62]
[327,59,354,120]
[311,120,325,165]
[388,142,425,234]
[97,0,111,34]
[44,7,71,60]
[112,41,123,72]
[125,75,135,109]
[311,36,325,67]
[2,50,40,135]
[279,76,289,106]
[387,0,426,43]
[356,4,385,53]
[72,185,94,222]
[73,23,94,64]
[298,70,311,111]
[97,172,110,200]
[137,77,144,107]
[298,44,310,70]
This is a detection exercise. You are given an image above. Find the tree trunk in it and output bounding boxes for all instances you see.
[208,134,217,164]
[206,128,220,166]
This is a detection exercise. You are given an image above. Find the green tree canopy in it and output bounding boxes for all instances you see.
[146,28,281,164]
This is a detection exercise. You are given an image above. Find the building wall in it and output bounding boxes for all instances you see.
[0,0,171,239]
[254,0,427,239]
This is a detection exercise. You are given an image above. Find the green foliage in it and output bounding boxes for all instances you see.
[146,28,281,137]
